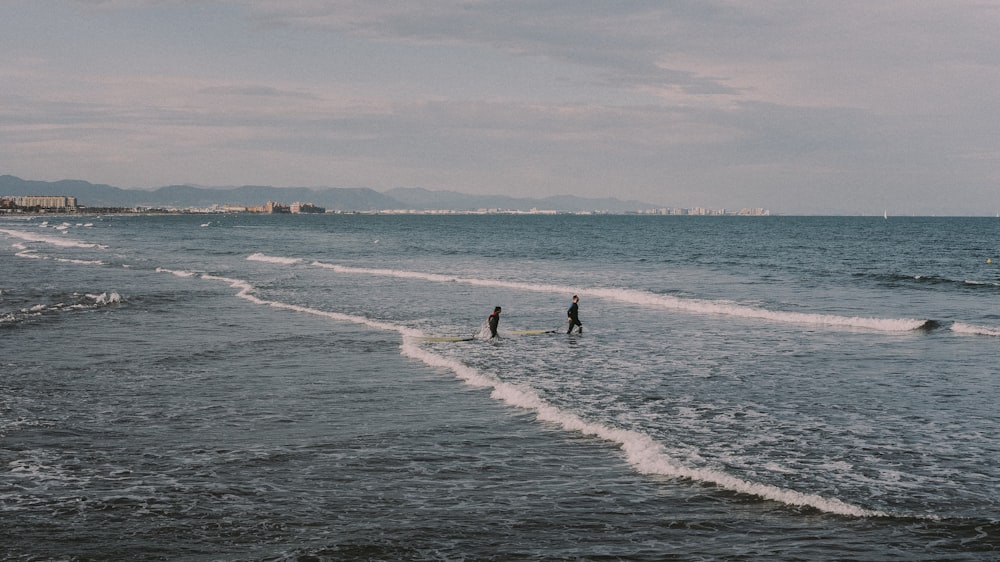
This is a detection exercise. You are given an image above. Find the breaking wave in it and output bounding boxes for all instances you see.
[274,256,930,332]
[952,322,1000,337]
[0,227,107,249]
[187,268,888,517]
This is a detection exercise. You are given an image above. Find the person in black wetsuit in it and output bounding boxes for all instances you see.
[488,306,501,338]
[566,295,582,334]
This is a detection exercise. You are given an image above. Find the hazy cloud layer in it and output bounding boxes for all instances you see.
[2,0,998,214]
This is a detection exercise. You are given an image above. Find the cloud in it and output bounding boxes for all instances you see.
[2,1,999,213]
[197,85,320,99]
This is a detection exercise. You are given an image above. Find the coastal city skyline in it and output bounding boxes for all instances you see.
[2,2,998,215]
[0,174,770,215]
[0,183,769,216]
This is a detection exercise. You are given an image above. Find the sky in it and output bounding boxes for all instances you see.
[1,1,999,215]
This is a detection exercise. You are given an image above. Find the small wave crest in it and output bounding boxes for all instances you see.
[199,273,419,337]
[88,291,122,305]
[300,258,929,332]
[1,291,123,326]
[247,253,302,265]
[963,279,1000,288]
[13,248,104,265]
[0,228,107,249]
[951,322,1000,337]
[862,272,1000,291]
[155,267,199,278]
[588,286,929,331]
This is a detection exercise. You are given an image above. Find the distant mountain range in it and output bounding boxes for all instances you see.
[0,175,657,213]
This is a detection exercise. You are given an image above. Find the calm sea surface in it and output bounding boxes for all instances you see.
[2,214,1000,560]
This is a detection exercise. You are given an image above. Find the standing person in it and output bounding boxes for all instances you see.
[566,295,582,334]
[488,306,502,338]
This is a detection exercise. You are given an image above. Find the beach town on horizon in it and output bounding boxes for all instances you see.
[0,194,770,217]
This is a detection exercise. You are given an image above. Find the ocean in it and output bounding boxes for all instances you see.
[2,213,999,560]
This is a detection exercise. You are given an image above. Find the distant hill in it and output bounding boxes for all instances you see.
[0,175,655,212]
[383,187,650,212]
[146,184,400,211]
[0,175,400,211]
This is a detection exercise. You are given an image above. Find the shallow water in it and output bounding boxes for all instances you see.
[3,214,1000,559]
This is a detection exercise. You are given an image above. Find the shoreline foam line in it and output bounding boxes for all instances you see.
[474,373,887,518]
[200,273,420,337]
[14,249,105,265]
[408,334,888,518]
[291,257,929,332]
[0,228,108,249]
[189,268,888,517]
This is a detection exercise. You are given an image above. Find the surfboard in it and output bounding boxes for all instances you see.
[510,329,557,335]
[417,336,476,342]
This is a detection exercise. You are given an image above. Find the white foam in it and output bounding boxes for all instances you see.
[400,339,496,388]
[155,267,198,278]
[247,253,302,265]
[14,250,44,260]
[88,292,122,305]
[588,286,926,331]
[0,228,107,249]
[200,273,420,337]
[301,259,927,332]
[54,257,105,265]
[11,248,104,265]
[487,381,885,517]
[951,322,1000,337]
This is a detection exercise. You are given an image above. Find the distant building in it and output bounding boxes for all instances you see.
[638,206,770,216]
[736,207,770,216]
[1,195,77,211]
[263,200,290,214]
[290,202,325,214]
[233,201,325,214]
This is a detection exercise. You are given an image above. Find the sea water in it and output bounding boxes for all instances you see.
[2,213,1000,560]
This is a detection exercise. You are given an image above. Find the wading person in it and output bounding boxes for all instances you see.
[488,306,502,338]
[566,295,582,334]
